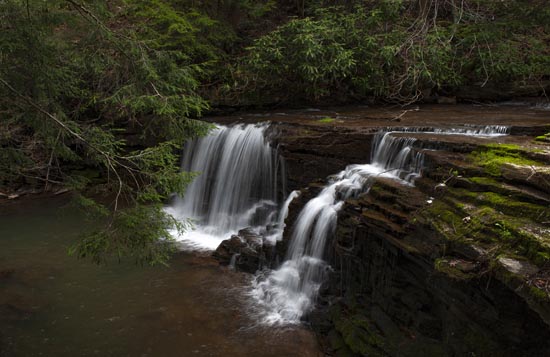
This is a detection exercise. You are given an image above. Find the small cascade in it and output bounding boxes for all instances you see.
[371,132,424,183]
[250,125,510,325]
[250,131,424,325]
[434,125,510,136]
[265,190,301,245]
[376,125,510,137]
[229,253,241,270]
[166,123,282,250]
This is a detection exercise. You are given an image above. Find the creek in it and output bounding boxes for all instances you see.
[0,197,318,357]
[2,104,549,356]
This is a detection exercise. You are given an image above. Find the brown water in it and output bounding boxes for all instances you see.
[0,196,320,357]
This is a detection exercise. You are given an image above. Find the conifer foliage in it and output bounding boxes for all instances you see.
[0,0,212,265]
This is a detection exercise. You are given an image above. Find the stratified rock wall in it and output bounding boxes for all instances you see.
[269,124,376,191]
[271,123,550,356]
[317,179,550,356]
[209,109,550,356]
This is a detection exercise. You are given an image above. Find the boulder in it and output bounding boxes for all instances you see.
[213,228,266,273]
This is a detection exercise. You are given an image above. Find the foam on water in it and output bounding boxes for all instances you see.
[265,190,301,245]
[249,125,510,325]
[249,137,421,325]
[167,123,281,251]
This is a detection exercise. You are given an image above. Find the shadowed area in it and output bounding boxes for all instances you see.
[0,196,320,357]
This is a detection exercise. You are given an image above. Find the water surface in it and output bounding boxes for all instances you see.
[0,196,319,357]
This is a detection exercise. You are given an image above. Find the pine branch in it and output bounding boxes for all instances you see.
[0,77,124,212]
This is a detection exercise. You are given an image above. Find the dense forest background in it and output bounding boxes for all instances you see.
[1,0,549,264]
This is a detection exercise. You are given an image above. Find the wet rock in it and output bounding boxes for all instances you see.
[212,228,266,273]
[452,244,488,261]
[498,257,539,277]
[213,110,550,355]
[273,126,375,190]
[501,163,550,194]
[309,173,550,356]
[213,236,244,264]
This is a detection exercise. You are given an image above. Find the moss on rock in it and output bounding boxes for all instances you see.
[469,143,545,176]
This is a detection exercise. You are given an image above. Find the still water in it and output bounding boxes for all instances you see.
[0,196,319,357]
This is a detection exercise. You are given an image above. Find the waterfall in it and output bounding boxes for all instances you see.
[377,125,510,136]
[265,190,301,245]
[434,125,509,136]
[166,123,281,251]
[250,125,509,325]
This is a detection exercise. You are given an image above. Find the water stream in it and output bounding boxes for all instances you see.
[166,123,282,251]
[0,197,319,357]
[1,118,515,355]
[249,125,510,325]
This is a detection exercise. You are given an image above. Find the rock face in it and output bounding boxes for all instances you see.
[213,228,276,273]
[209,106,550,356]
[270,121,550,356]
[316,179,550,356]
[269,124,377,191]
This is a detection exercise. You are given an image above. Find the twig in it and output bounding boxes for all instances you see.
[44,130,62,191]
[0,77,125,213]
[391,107,420,121]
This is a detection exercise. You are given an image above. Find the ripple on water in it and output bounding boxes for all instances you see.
[0,197,321,357]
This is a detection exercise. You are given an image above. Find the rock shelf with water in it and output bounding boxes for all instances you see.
[206,105,550,356]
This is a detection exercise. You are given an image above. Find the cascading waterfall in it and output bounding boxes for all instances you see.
[250,125,509,325]
[434,125,509,136]
[265,190,301,245]
[166,123,282,250]
[378,125,510,136]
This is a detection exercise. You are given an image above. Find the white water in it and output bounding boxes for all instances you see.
[433,125,509,136]
[166,123,281,251]
[164,122,510,322]
[377,125,510,137]
[250,125,510,325]
[265,190,301,245]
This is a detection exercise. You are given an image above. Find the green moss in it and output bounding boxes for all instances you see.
[478,192,549,222]
[534,133,550,142]
[434,258,475,280]
[468,176,501,186]
[449,189,549,223]
[470,144,544,176]
[333,314,386,357]
[422,186,550,269]
[513,229,550,266]
[317,117,336,123]
[528,285,550,302]
[423,199,490,244]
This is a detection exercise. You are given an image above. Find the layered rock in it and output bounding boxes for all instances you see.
[209,106,550,356]
[317,177,550,356]
[273,126,550,356]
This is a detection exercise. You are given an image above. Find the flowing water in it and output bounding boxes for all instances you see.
[249,125,510,325]
[0,197,320,357]
[166,124,282,251]
[264,190,301,245]
[0,116,515,356]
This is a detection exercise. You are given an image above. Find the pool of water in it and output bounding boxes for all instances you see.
[0,196,320,357]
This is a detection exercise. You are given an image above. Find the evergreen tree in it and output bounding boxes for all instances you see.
[0,0,213,265]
